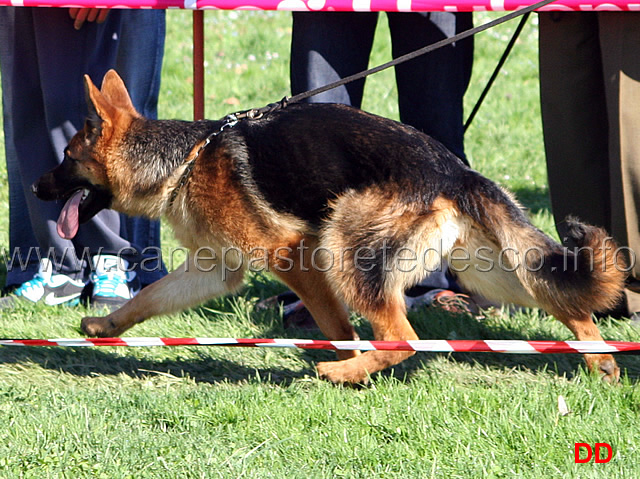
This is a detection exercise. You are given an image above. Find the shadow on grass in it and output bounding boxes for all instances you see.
[0,343,316,386]
[1,313,638,387]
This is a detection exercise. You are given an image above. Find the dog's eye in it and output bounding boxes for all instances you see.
[64,150,79,162]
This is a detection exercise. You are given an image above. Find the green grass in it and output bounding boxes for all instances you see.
[1,10,640,478]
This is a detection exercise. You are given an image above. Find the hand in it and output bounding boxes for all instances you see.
[68,8,109,30]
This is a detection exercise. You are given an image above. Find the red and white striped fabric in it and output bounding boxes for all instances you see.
[1,337,639,354]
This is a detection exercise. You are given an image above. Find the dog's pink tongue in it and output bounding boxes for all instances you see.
[57,190,84,239]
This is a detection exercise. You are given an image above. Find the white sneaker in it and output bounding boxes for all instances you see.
[90,255,135,311]
[12,258,85,306]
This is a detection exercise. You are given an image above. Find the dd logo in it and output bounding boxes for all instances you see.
[574,443,613,463]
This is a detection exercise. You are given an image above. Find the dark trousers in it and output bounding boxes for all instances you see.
[290,11,473,161]
[0,7,166,286]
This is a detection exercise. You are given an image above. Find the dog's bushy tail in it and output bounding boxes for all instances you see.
[481,201,626,317]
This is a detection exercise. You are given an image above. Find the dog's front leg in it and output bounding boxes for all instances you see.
[81,256,246,337]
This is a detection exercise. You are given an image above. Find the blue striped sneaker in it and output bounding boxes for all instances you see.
[90,255,135,311]
[9,258,85,307]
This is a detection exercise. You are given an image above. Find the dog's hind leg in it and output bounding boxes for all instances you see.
[272,237,360,362]
[311,191,460,384]
[81,253,246,337]
[315,295,419,384]
[455,263,620,381]
[553,313,620,382]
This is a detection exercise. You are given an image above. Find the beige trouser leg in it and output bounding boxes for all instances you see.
[539,12,640,314]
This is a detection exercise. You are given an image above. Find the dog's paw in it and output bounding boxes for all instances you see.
[316,360,370,385]
[81,316,120,337]
[598,358,620,384]
[585,354,620,384]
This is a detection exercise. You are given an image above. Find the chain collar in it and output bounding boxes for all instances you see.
[167,115,238,209]
[166,98,289,210]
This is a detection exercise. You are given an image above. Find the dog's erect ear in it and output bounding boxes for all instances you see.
[100,69,137,113]
[84,73,116,142]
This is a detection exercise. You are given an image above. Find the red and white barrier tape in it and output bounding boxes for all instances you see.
[0,337,639,354]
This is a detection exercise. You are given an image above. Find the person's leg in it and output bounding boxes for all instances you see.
[28,9,166,284]
[0,9,165,308]
[2,8,87,279]
[290,11,378,106]
[598,12,640,315]
[0,7,40,288]
[116,9,165,120]
[539,12,610,236]
[539,12,640,317]
[23,8,128,279]
[389,12,473,162]
[0,8,96,305]
[282,11,379,323]
[1,8,161,309]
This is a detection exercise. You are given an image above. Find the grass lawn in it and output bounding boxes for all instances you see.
[1,10,640,478]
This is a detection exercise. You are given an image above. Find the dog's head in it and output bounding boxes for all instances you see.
[32,70,140,239]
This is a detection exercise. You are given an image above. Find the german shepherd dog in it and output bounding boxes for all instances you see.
[33,70,625,383]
